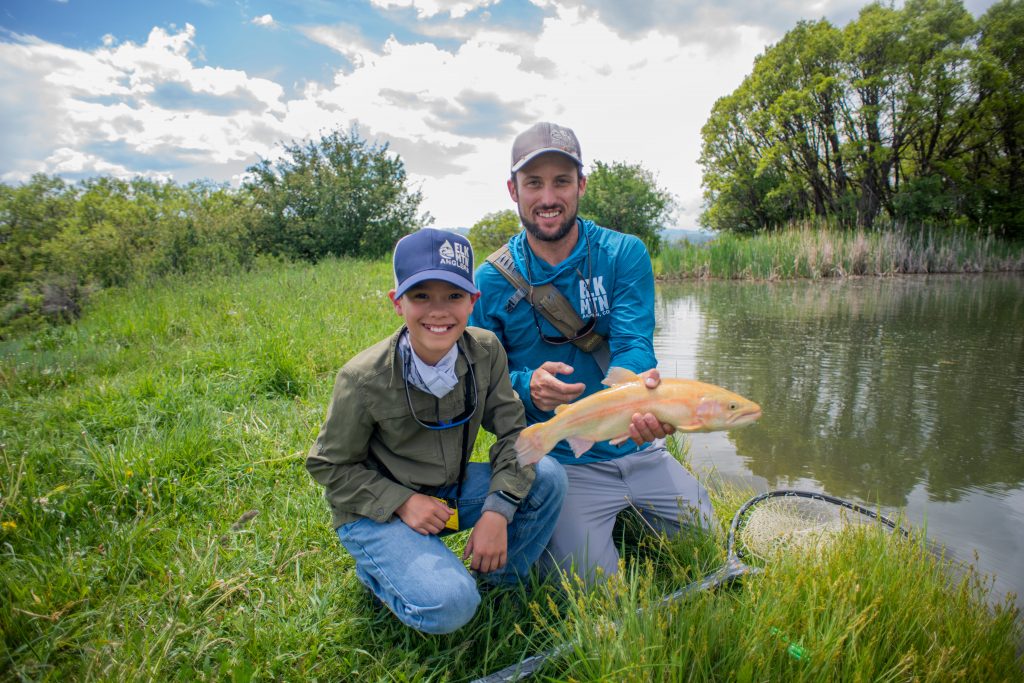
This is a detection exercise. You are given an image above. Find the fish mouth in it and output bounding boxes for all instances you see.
[730,404,762,426]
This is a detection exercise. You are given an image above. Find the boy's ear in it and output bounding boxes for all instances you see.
[388,289,403,315]
[471,292,481,304]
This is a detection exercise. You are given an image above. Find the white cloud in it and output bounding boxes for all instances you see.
[370,0,500,19]
[0,24,291,184]
[290,4,765,227]
[252,14,275,27]
[0,2,830,227]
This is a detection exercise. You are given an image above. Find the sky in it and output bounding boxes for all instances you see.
[0,0,1001,229]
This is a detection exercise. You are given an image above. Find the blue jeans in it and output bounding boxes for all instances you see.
[336,457,567,634]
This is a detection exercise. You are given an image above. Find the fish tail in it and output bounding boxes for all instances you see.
[514,424,553,466]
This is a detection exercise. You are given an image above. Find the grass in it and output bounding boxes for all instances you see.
[2,257,1021,681]
[655,223,1024,280]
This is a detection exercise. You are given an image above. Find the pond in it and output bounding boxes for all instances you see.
[653,274,1024,606]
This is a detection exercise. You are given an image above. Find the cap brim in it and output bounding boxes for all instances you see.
[511,148,583,173]
[394,269,479,299]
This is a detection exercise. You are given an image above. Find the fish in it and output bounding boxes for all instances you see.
[514,367,762,466]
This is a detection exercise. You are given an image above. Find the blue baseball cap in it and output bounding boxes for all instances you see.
[393,228,478,299]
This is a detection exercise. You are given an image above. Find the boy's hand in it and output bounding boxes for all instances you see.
[396,493,453,535]
[531,362,586,412]
[628,368,676,445]
[463,511,508,573]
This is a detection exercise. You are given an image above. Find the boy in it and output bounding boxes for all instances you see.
[306,228,567,635]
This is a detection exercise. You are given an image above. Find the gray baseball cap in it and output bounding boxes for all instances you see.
[510,122,582,173]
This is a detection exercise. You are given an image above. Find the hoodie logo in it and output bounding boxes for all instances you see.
[439,240,471,273]
[578,276,609,317]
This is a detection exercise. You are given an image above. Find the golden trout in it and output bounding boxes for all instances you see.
[514,367,762,466]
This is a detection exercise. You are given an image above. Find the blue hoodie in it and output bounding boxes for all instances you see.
[469,218,658,465]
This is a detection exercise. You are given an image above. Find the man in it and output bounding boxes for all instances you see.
[469,121,717,582]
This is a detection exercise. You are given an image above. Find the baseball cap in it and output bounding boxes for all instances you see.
[510,122,583,173]
[393,228,478,299]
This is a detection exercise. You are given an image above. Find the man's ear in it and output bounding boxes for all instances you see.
[578,174,587,197]
[388,289,403,315]
[507,177,518,202]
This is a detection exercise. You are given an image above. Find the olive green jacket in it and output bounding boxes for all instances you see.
[306,326,532,529]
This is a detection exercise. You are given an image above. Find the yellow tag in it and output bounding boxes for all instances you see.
[432,497,459,531]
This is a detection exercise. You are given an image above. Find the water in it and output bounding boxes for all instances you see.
[653,274,1024,605]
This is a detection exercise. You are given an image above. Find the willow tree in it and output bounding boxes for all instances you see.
[699,0,1019,233]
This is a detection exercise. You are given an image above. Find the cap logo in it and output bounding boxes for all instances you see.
[550,125,574,151]
[439,239,471,274]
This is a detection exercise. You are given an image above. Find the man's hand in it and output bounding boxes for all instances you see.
[395,493,453,535]
[530,361,586,412]
[628,368,676,445]
[463,511,508,573]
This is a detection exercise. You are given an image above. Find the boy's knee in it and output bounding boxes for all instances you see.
[410,574,481,635]
[532,457,568,505]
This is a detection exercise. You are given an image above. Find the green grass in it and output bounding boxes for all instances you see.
[656,223,1024,280]
[2,257,1020,681]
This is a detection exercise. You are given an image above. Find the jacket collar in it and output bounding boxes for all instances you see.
[386,326,478,390]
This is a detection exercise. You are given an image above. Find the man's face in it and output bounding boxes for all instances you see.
[508,153,586,243]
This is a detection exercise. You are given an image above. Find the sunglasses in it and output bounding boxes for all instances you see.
[403,344,478,431]
[530,305,597,345]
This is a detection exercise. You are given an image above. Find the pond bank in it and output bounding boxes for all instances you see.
[654,226,1024,280]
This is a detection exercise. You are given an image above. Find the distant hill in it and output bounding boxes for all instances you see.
[433,226,716,245]
[661,228,716,245]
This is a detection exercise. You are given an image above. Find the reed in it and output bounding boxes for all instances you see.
[656,222,1024,280]
[1,258,1020,680]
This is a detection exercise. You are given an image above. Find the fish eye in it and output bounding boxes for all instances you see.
[728,402,737,411]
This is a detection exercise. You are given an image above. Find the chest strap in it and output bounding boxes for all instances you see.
[486,244,610,373]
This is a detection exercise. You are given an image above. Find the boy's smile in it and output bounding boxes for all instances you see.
[390,280,479,366]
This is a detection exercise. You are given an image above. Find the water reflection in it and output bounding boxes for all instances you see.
[654,275,1024,601]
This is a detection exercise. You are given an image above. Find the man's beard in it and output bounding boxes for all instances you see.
[519,205,578,242]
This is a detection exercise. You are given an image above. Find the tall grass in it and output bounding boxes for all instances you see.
[1,258,1020,680]
[656,223,1024,280]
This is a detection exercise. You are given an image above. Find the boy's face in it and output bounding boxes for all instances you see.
[389,280,480,365]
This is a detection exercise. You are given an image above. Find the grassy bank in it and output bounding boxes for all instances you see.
[655,225,1024,280]
[1,258,1020,680]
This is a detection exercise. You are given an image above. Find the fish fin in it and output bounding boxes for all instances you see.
[514,426,550,466]
[553,403,570,414]
[608,433,632,446]
[567,437,595,458]
[602,366,641,387]
[676,422,704,432]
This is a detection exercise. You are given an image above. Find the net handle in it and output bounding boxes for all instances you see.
[727,489,906,557]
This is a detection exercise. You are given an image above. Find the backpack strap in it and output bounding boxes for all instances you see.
[486,244,610,373]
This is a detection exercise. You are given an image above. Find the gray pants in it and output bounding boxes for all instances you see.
[540,444,716,583]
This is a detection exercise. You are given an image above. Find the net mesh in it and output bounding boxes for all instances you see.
[737,496,880,560]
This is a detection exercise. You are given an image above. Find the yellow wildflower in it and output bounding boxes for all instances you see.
[2,521,16,532]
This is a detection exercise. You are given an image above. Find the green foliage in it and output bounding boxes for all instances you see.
[244,128,430,262]
[468,209,520,256]
[579,160,674,254]
[700,0,1024,237]
[0,175,260,335]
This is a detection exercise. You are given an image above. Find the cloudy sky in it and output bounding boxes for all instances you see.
[0,0,1000,229]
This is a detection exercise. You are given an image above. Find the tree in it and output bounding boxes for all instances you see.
[971,0,1024,237]
[579,161,675,253]
[469,209,520,256]
[245,128,430,261]
[699,0,1017,233]
[0,175,74,299]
